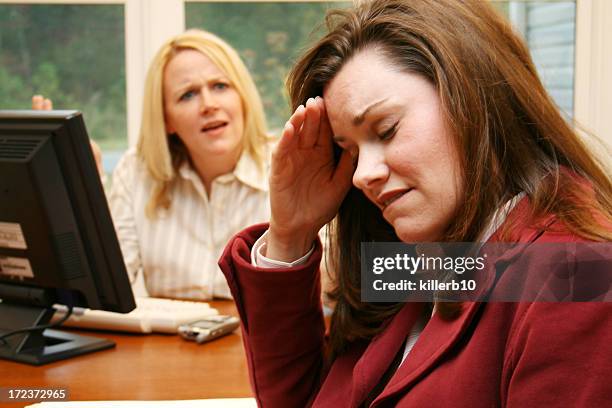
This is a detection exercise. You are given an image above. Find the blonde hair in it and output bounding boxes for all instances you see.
[137,29,270,217]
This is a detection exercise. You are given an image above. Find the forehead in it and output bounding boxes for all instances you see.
[323,49,398,121]
[323,48,444,138]
[163,49,225,84]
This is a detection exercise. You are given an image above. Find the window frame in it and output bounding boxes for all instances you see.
[575,0,612,159]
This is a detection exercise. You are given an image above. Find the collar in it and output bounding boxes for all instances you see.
[178,150,269,192]
[478,192,526,243]
[371,196,543,406]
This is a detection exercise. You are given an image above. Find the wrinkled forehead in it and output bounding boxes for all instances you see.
[322,49,399,133]
[164,48,225,79]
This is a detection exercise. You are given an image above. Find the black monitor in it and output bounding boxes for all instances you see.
[0,110,135,365]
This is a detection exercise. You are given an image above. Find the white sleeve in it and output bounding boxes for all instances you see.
[107,153,143,285]
[250,230,314,268]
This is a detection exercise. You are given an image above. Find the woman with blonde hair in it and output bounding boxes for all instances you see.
[109,29,271,299]
[219,0,612,406]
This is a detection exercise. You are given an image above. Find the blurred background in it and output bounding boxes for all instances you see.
[1,0,610,173]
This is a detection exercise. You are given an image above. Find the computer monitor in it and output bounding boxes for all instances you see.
[0,110,135,365]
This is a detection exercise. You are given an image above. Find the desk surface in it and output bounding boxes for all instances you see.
[0,301,252,408]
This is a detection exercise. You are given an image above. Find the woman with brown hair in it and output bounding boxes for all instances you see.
[219,0,612,406]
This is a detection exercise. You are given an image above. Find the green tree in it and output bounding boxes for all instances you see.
[0,4,126,150]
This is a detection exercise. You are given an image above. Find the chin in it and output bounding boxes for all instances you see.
[394,220,440,243]
[201,142,242,157]
[397,232,430,244]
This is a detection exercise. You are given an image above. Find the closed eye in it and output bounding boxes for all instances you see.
[378,121,399,141]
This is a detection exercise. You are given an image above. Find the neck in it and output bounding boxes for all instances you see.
[190,147,242,197]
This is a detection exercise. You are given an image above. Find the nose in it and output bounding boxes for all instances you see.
[352,144,389,191]
[200,88,219,114]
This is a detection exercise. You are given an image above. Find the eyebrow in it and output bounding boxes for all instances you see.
[352,98,389,126]
[171,81,196,98]
[170,76,229,98]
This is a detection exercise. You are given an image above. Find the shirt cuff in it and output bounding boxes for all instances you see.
[251,230,314,268]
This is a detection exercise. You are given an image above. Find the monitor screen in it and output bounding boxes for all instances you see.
[0,110,135,365]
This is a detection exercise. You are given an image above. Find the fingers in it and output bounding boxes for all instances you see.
[274,121,296,157]
[32,95,43,110]
[274,97,329,158]
[288,104,306,133]
[32,95,53,110]
[317,97,333,149]
[275,105,305,155]
[300,97,321,148]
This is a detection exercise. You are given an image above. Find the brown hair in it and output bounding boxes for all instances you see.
[287,0,612,357]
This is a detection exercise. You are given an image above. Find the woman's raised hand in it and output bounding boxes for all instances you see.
[31,94,105,178]
[267,96,354,262]
[32,94,53,110]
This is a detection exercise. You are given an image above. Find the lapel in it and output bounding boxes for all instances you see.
[369,196,550,405]
[349,303,423,407]
[372,300,484,405]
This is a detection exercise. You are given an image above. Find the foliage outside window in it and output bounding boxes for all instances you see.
[0,4,127,154]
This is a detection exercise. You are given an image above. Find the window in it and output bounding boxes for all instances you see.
[497,1,576,117]
[1,0,609,168]
[0,3,127,170]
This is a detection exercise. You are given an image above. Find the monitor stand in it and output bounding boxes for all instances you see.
[0,302,114,365]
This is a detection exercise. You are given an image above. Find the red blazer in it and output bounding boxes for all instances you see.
[218,199,612,407]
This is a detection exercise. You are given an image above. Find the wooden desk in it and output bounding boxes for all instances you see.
[0,301,252,408]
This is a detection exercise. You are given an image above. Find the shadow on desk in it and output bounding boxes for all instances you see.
[0,301,252,408]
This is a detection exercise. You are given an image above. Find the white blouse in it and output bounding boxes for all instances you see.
[109,148,270,300]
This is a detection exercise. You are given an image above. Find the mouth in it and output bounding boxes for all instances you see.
[377,188,413,211]
[201,120,228,133]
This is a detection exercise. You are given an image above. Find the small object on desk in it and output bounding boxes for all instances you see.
[178,315,240,344]
[52,297,218,334]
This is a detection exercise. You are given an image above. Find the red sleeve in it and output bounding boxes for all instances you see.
[218,223,326,408]
[503,302,612,407]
